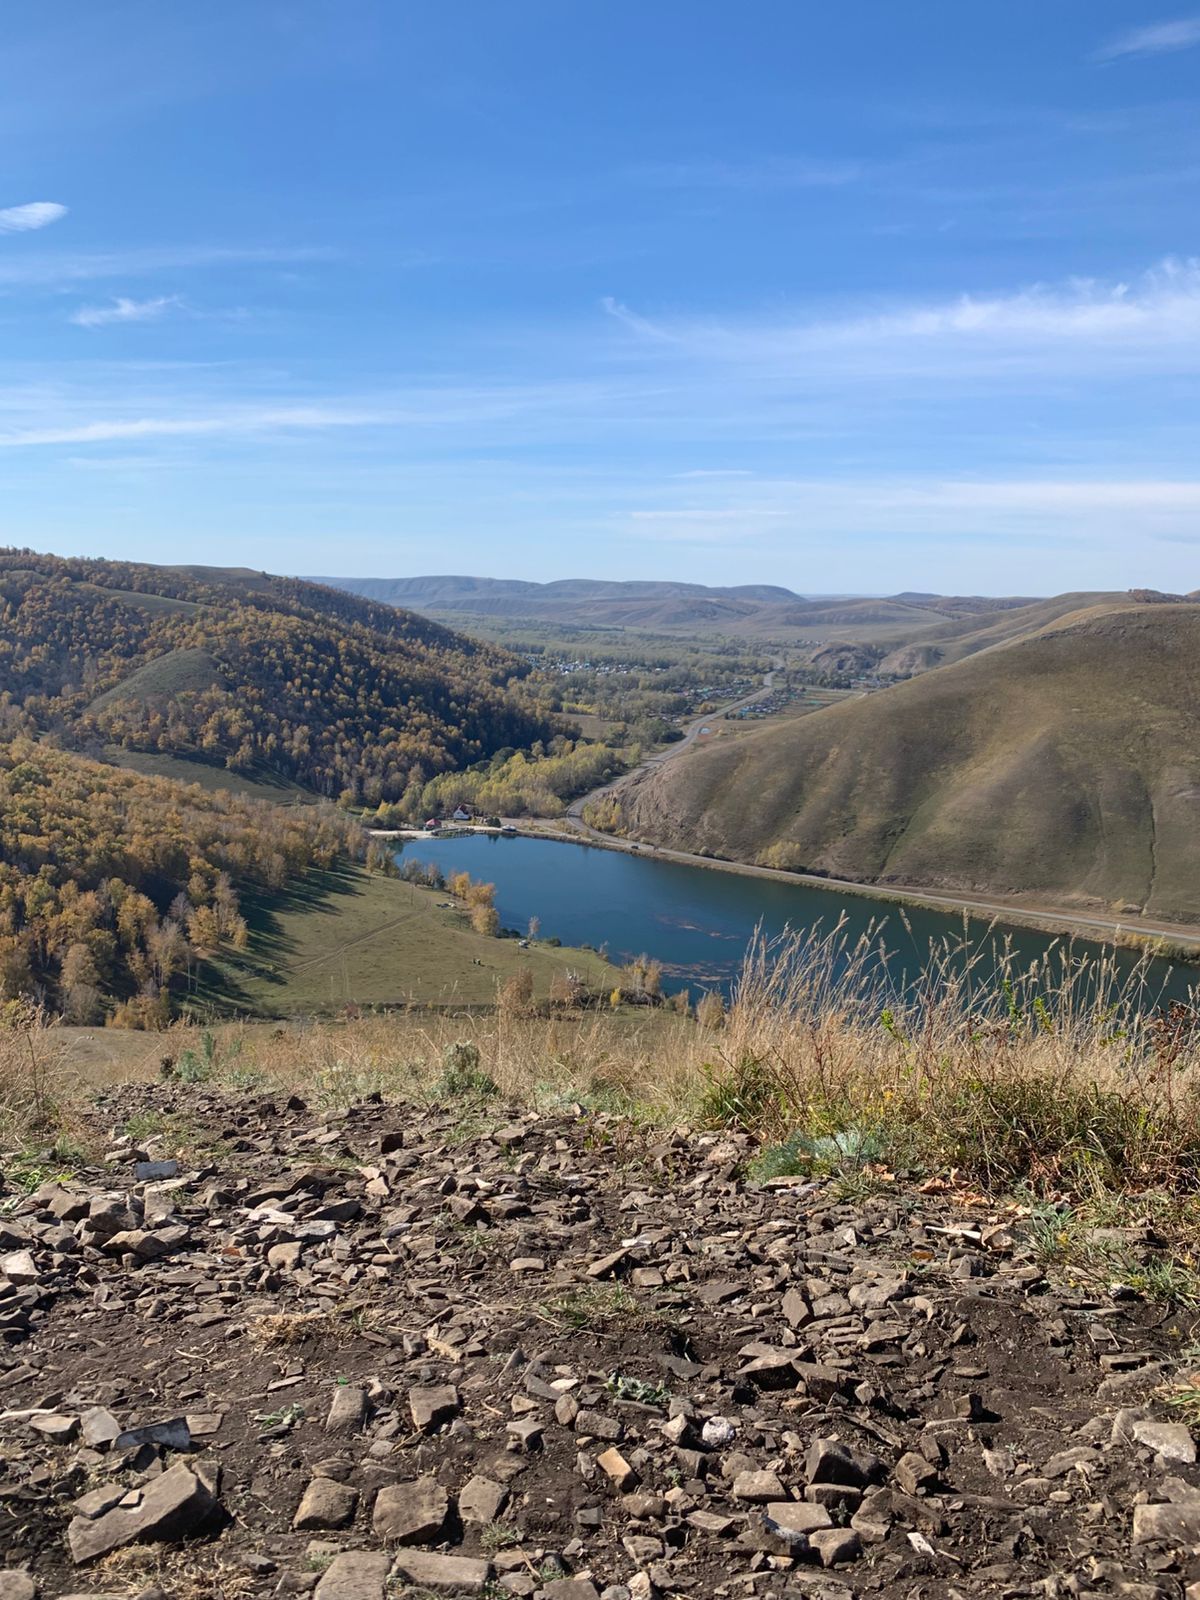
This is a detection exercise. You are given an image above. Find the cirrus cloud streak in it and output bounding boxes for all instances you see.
[601,257,1200,380]
[1094,17,1200,61]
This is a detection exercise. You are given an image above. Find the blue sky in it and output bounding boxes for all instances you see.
[2,1,1199,594]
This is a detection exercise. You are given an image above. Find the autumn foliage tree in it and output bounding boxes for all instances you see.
[0,737,363,1024]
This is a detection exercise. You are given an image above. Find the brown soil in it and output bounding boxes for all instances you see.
[2,1087,1199,1598]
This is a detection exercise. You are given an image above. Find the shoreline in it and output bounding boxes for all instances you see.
[376,820,1200,959]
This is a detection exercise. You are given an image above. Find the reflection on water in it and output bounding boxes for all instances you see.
[653,913,739,939]
[396,833,1194,1007]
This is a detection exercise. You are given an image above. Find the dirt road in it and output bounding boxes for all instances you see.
[564,662,780,833]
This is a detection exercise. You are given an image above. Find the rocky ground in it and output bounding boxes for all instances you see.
[2,1083,1200,1600]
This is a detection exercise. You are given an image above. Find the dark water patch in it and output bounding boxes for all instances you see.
[397,833,1195,1008]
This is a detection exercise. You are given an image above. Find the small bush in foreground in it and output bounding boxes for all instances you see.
[436,1040,499,1099]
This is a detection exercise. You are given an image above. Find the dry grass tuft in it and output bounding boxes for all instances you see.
[27,917,1200,1221]
[0,1006,98,1174]
[1162,1368,1200,1428]
[247,1310,332,1347]
[538,1282,650,1331]
[705,919,1200,1197]
[205,1005,701,1123]
[95,1541,257,1599]
[248,1302,382,1348]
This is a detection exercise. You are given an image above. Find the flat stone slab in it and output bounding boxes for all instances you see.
[732,1470,787,1503]
[372,1476,448,1543]
[113,1417,191,1453]
[1132,1502,1200,1545]
[408,1383,459,1432]
[389,1551,492,1592]
[66,1463,217,1564]
[79,1407,121,1450]
[314,1552,392,1600]
[325,1384,367,1435]
[1132,1420,1197,1464]
[458,1474,509,1524]
[764,1501,834,1538]
[293,1477,359,1530]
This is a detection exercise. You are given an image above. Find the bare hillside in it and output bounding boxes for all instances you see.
[874,591,1117,675]
[619,603,1200,921]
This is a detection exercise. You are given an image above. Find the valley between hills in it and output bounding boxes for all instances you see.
[8,556,1200,1600]
[4,550,1200,1037]
[322,571,1200,943]
[12,19,1200,1597]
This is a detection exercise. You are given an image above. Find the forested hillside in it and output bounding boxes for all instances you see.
[0,551,553,804]
[0,737,366,1025]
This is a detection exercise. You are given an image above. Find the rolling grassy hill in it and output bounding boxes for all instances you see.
[765,591,1186,679]
[310,574,805,630]
[201,862,620,1016]
[618,601,1200,921]
[88,647,227,712]
[312,572,1056,656]
[873,591,1117,676]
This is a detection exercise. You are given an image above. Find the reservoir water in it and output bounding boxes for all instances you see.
[397,833,1196,1009]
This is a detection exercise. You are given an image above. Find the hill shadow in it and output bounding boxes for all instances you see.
[189,862,369,1014]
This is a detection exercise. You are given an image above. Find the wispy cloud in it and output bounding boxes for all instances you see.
[0,201,68,234]
[600,296,680,343]
[0,243,330,289]
[0,380,620,450]
[623,476,1200,547]
[70,295,183,329]
[602,257,1200,375]
[0,405,390,448]
[813,258,1200,345]
[1094,16,1200,61]
[630,157,863,191]
[631,507,786,520]
[847,478,1200,515]
[628,506,788,543]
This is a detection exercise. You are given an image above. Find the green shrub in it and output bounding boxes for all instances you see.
[167,1029,242,1085]
[697,1054,778,1132]
[436,1040,499,1099]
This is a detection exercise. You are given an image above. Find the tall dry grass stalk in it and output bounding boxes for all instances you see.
[10,921,1200,1201]
[710,918,1200,1192]
[212,1005,703,1119]
[0,1006,91,1161]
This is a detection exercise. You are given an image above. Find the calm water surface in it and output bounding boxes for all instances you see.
[397,833,1196,1007]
